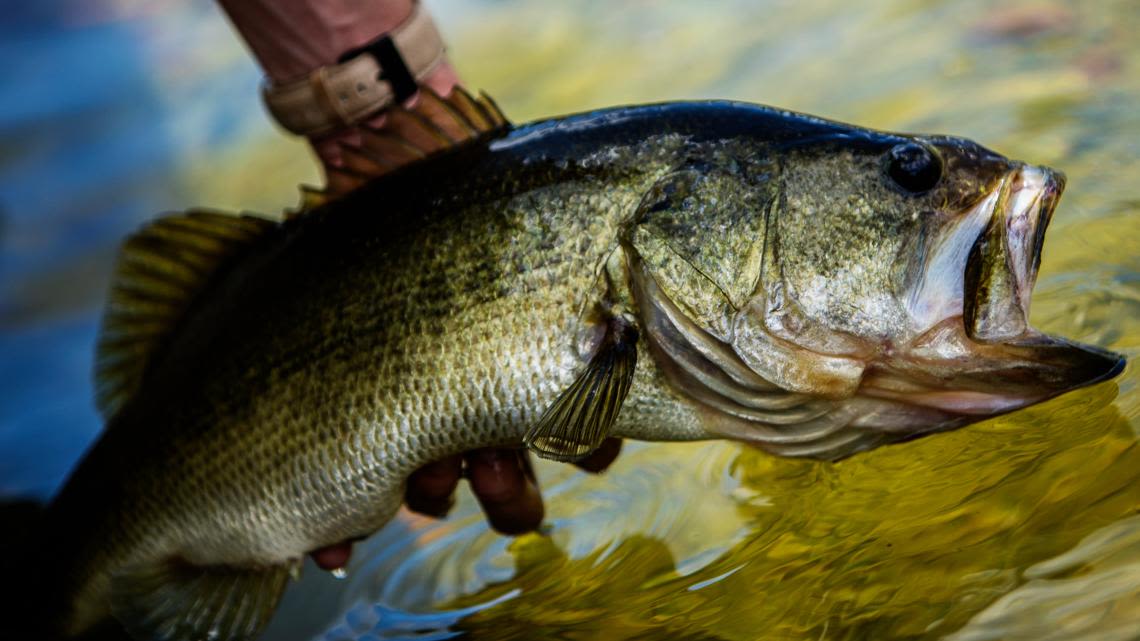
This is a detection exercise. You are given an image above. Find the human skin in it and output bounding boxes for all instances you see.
[216,0,623,570]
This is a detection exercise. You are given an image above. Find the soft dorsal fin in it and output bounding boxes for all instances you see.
[294,86,510,212]
[94,210,276,419]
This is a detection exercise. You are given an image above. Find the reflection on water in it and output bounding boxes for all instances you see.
[948,513,1140,641]
[2,0,1138,640]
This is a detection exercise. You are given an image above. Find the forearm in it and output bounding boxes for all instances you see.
[219,0,415,83]
[219,0,460,168]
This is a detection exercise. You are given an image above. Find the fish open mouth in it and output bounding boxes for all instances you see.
[961,165,1123,393]
[884,164,1124,415]
[963,165,1063,343]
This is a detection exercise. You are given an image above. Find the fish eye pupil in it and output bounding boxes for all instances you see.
[886,142,942,194]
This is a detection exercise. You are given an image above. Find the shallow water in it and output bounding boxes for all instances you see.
[1,1,1138,639]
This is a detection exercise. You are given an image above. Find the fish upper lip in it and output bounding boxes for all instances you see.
[1005,164,1065,310]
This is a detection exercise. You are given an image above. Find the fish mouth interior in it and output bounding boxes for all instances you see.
[877,165,1124,417]
[905,165,1123,408]
[962,164,1063,343]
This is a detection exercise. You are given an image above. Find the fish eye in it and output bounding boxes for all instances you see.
[885,142,943,194]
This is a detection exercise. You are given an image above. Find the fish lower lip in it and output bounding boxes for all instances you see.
[1006,333,1127,389]
[1099,351,1127,382]
[898,318,1125,405]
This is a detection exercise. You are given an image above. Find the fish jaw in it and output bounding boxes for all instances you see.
[879,163,1124,419]
[862,318,1124,420]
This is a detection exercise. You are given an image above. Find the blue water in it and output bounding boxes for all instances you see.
[0,0,272,499]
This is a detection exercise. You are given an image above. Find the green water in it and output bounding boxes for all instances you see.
[272,2,1140,639]
[2,0,1138,639]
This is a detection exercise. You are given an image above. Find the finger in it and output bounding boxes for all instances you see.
[310,540,353,572]
[465,448,544,535]
[405,455,462,517]
[573,437,623,473]
[518,449,538,482]
[420,59,462,97]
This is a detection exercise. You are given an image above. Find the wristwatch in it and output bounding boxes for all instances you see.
[261,1,446,137]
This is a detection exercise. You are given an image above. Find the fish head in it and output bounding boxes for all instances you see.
[626,124,1123,459]
[848,136,1124,427]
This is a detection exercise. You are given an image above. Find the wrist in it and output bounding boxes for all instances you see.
[219,0,416,84]
[222,0,463,172]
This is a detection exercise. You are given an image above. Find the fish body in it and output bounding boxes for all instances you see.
[28,100,1122,640]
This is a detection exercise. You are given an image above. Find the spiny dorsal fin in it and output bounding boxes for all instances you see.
[111,558,298,641]
[95,210,275,419]
[295,86,512,210]
[475,90,509,128]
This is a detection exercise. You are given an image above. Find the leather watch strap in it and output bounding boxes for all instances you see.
[262,2,445,137]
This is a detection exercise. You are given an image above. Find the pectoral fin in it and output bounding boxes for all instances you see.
[524,314,639,462]
[110,558,298,641]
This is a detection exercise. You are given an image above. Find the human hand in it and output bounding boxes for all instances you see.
[405,438,624,534]
[311,439,623,571]
[306,59,462,175]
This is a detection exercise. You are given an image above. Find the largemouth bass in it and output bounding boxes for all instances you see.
[23,91,1123,640]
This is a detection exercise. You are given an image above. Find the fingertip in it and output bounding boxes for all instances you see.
[466,449,545,535]
[406,455,462,517]
[311,541,353,572]
[465,449,524,503]
[573,438,623,474]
